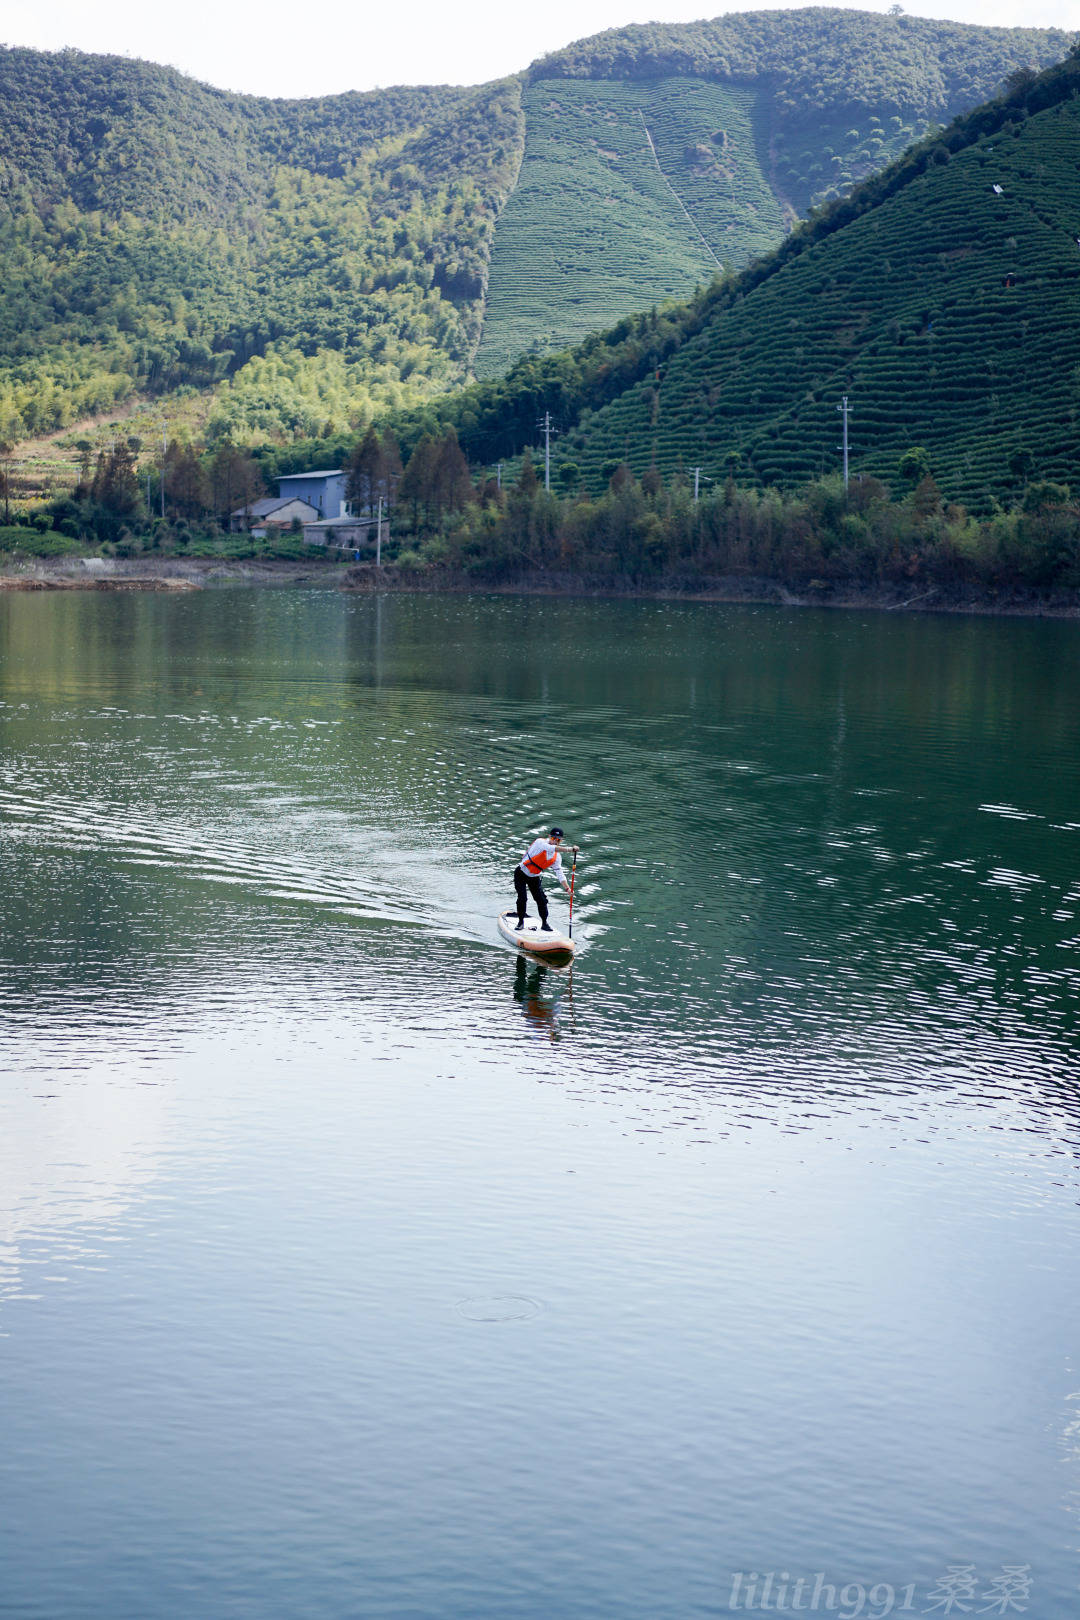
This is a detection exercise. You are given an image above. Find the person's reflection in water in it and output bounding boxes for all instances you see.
[513,956,570,1042]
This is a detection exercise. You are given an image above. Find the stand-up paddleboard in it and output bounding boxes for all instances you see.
[498,909,575,956]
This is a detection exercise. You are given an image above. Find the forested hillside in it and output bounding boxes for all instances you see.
[537,10,1059,111]
[0,12,1073,452]
[479,12,1071,367]
[552,50,1080,507]
[532,9,1075,212]
[0,48,522,444]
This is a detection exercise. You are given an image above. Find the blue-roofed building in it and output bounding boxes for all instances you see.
[276,469,348,519]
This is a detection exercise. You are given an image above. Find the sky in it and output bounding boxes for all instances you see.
[2,0,1076,98]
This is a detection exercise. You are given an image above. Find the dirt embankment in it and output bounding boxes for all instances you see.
[0,575,199,592]
[0,556,349,590]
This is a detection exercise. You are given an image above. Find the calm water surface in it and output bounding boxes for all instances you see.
[2,590,1079,1619]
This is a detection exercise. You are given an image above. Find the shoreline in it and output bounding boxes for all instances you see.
[0,556,342,591]
[2,555,1080,619]
[341,566,1080,620]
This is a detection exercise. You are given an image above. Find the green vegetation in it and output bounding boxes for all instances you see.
[535,11,1070,127]
[388,46,1080,512]
[362,432,1080,599]
[0,47,522,442]
[0,518,349,564]
[1,13,1072,450]
[479,13,1072,370]
[475,78,784,376]
[23,44,1078,574]
[551,78,1080,507]
[534,10,1073,216]
[14,416,1080,603]
[0,523,83,556]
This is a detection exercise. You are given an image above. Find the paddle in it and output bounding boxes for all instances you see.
[567,845,578,939]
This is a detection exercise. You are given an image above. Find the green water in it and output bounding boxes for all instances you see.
[1,589,1079,1619]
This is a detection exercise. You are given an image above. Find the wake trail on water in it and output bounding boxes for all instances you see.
[0,784,534,950]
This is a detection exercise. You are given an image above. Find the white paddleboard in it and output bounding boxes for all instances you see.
[497,909,576,956]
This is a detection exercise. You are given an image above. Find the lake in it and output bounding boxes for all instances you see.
[1,588,1079,1619]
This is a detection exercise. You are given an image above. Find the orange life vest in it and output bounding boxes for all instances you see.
[523,842,558,875]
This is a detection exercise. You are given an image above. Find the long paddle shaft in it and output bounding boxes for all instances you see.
[568,848,578,938]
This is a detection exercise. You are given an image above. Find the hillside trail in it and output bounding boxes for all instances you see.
[468,82,528,374]
[636,109,723,272]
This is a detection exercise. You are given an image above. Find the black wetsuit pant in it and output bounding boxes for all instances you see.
[514,867,548,924]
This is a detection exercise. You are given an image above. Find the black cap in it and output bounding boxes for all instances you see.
[549,826,564,839]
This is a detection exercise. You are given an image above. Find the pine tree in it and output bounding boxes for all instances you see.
[433,427,472,513]
[346,426,383,517]
[210,444,263,523]
[380,431,403,509]
[90,443,140,519]
[0,441,11,524]
[399,434,440,524]
[164,443,209,519]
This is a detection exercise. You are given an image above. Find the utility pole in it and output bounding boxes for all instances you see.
[693,467,701,504]
[540,411,553,493]
[160,421,167,520]
[376,496,383,568]
[496,463,502,491]
[837,395,850,491]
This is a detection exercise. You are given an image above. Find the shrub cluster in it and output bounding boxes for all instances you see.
[388,458,1080,594]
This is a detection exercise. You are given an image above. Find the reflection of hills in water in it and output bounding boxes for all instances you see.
[2,590,1080,1146]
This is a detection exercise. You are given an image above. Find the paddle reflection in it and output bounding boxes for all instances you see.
[513,955,573,1042]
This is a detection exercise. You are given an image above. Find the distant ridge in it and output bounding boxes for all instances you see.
[394,44,1080,508]
[0,12,1074,448]
[529,8,1068,116]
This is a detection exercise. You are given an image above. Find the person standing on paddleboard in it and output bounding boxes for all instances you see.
[515,827,572,932]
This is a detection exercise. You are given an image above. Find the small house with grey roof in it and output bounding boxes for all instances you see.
[232,468,349,534]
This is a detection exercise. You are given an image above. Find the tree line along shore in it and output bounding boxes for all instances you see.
[3,423,1080,613]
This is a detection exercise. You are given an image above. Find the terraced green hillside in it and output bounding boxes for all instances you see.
[0,12,1073,454]
[475,77,784,377]
[550,68,1080,506]
[535,9,1072,201]
[477,11,1073,373]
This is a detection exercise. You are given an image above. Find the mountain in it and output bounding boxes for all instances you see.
[0,12,1073,449]
[476,10,1074,373]
[0,49,521,446]
[407,45,1080,509]
[472,75,785,378]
